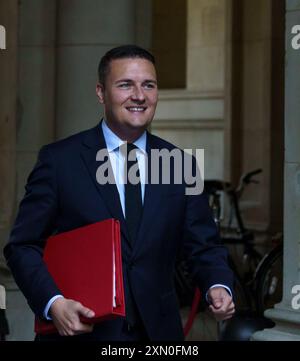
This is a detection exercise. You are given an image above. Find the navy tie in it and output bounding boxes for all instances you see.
[124,143,142,245]
[121,143,143,328]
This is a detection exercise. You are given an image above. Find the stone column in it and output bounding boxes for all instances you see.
[187,0,226,92]
[252,0,300,341]
[0,0,18,282]
[2,0,57,341]
[0,0,57,341]
[56,0,136,139]
[237,0,273,231]
[17,0,56,207]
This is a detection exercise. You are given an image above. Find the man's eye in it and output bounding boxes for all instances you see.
[118,83,130,88]
[144,83,155,89]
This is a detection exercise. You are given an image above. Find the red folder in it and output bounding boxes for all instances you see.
[34,219,125,334]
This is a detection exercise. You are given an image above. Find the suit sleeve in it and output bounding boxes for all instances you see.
[3,146,62,319]
[182,157,234,299]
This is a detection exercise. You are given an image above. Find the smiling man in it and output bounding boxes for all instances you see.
[96,55,158,142]
[4,45,235,341]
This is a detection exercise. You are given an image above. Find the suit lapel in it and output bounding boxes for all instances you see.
[80,122,132,249]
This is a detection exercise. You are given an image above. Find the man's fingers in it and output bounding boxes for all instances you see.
[211,298,223,308]
[74,323,94,335]
[58,318,94,336]
[51,299,95,336]
[75,302,95,318]
[208,288,233,309]
[209,307,235,321]
[209,301,236,322]
[226,300,234,311]
[69,321,94,335]
[209,303,235,314]
[210,297,233,311]
[207,288,236,321]
[227,302,235,312]
[209,304,221,313]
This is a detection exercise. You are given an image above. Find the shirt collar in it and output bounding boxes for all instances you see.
[101,119,147,154]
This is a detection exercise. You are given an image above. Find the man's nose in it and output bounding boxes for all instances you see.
[131,86,145,102]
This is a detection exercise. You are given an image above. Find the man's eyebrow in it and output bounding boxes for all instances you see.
[143,79,157,84]
[115,79,157,84]
[115,79,133,83]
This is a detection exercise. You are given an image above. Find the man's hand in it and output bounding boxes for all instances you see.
[207,287,235,321]
[49,297,95,336]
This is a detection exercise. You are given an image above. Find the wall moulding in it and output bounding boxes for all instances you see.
[156,89,225,121]
[152,118,224,130]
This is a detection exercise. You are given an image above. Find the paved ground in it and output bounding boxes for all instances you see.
[181,307,218,341]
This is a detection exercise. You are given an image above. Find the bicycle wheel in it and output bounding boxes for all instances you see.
[255,244,283,314]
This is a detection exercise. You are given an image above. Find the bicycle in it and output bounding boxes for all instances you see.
[205,169,283,314]
[176,169,283,339]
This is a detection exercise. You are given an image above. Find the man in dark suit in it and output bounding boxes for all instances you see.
[4,45,235,341]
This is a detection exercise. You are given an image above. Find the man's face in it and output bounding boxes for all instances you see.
[96,57,158,140]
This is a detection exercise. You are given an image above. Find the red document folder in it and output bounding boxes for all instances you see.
[34,219,125,334]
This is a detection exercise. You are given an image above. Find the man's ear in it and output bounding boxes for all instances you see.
[96,83,105,104]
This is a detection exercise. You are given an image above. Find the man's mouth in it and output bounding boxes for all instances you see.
[126,106,147,112]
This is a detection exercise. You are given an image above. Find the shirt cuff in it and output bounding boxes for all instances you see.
[205,284,232,304]
[44,295,64,320]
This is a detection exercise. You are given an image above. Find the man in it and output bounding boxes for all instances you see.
[4,45,235,341]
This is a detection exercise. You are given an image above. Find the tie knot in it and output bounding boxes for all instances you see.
[127,142,137,152]
[120,143,138,159]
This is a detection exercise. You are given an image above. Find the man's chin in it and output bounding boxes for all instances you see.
[125,119,152,130]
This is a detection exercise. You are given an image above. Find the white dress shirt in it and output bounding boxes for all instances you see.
[101,119,147,216]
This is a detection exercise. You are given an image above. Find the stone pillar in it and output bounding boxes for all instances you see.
[2,0,57,341]
[252,0,300,341]
[0,0,18,281]
[56,0,137,139]
[187,0,226,92]
[17,0,56,206]
[135,0,152,50]
[238,0,273,231]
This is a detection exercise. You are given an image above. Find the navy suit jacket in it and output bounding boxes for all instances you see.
[4,122,233,341]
